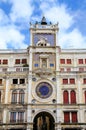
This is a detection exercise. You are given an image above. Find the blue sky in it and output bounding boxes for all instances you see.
[0,0,86,49]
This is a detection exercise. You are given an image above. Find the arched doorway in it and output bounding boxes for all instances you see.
[33,112,55,130]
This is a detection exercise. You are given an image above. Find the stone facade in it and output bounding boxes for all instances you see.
[0,17,86,130]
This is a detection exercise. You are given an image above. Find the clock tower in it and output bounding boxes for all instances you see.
[27,16,60,130]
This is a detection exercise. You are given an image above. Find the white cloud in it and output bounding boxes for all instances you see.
[40,3,74,30]
[59,29,86,48]
[0,0,33,49]
[40,1,86,49]
[0,25,27,49]
[9,0,34,23]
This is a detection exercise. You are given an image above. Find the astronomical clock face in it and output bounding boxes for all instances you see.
[36,82,53,99]
[33,33,55,46]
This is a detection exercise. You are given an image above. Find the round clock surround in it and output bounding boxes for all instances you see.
[36,82,53,99]
[32,80,55,102]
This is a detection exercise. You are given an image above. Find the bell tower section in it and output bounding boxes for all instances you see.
[30,16,59,47]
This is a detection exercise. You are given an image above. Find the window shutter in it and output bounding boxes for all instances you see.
[72,112,77,122]
[70,79,75,84]
[63,91,69,104]
[60,59,65,64]
[70,90,76,104]
[63,79,68,84]
[78,59,83,64]
[85,91,86,103]
[64,112,70,123]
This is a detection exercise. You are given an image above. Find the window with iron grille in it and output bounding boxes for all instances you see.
[10,112,16,122]
[18,112,24,122]
[11,90,17,103]
[19,90,24,104]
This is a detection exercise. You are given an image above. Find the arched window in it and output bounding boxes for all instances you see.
[19,90,24,104]
[0,91,1,103]
[84,91,86,103]
[12,90,17,103]
[63,91,69,104]
[70,90,76,104]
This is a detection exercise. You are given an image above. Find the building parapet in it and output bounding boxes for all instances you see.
[61,49,86,53]
[0,49,27,54]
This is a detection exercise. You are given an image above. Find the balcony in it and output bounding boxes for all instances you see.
[0,67,29,73]
[60,67,86,73]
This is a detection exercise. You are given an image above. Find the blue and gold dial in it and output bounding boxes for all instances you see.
[36,82,53,98]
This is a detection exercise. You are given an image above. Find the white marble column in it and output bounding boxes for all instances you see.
[27,109,32,130]
[5,77,9,104]
[56,78,61,104]
[56,48,61,104]
[79,108,84,123]
[28,48,32,103]
[77,77,82,104]
[3,109,7,123]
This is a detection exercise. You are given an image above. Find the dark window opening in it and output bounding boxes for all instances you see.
[13,79,18,84]
[22,59,27,64]
[20,79,25,84]
[83,78,86,84]
[3,59,8,64]
[0,91,1,103]
[15,59,20,64]
[0,79,2,85]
